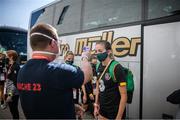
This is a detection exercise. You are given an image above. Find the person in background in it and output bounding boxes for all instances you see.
[81,54,97,117]
[5,50,20,119]
[17,23,92,119]
[64,50,84,119]
[0,51,7,109]
[64,51,80,104]
[94,41,127,120]
[90,54,98,97]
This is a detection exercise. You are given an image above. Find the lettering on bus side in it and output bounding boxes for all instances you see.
[59,43,70,56]
[112,37,141,57]
[74,31,114,56]
[60,31,141,57]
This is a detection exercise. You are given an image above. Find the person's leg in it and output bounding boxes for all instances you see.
[8,95,19,119]
[0,82,4,103]
[0,83,7,109]
[88,101,94,116]
[121,107,126,119]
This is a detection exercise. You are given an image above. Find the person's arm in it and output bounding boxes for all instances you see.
[94,80,100,117]
[94,80,99,105]
[114,64,127,119]
[80,52,93,85]
[58,51,92,89]
[86,82,94,100]
[85,82,93,95]
[81,85,87,104]
[116,86,127,119]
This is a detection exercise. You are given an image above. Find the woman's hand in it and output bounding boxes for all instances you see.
[83,94,87,104]
[89,93,94,100]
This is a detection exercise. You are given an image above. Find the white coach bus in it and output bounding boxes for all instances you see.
[28,0,180,119]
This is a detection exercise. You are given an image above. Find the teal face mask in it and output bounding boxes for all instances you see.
[65,60,74,65]
[97,51,108,62]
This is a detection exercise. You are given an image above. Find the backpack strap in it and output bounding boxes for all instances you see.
[96,62,100,72]
[109,60,119,82]
[96,60,113,82]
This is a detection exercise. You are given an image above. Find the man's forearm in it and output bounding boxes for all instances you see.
[116,86,127,119]
[80,58,93,85]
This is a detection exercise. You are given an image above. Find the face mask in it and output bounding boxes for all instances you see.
[65,60,74,65]
[97,51,108,62]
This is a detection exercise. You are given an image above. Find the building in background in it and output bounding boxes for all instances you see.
[0,26,27,64]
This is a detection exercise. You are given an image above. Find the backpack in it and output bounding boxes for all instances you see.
[96,60,134,104]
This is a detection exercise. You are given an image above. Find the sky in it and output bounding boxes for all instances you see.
[0,0,57,30]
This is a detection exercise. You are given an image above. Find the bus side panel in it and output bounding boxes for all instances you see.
[143,22,180,118]
[121,61,140,118]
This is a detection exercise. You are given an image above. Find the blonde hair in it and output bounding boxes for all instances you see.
[64,51,74,59]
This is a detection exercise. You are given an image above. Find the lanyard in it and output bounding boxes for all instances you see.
[97,60,112,82]
[7,63,13,76]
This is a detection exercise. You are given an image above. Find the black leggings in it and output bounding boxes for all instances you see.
[8,95,19,119]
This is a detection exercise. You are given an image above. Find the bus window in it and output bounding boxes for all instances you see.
[54,0,82,35]
[82,0,142,30]
[30,5,54,28]
[30,8,45,28]
[57,5,69,25]
[148,0,180,19]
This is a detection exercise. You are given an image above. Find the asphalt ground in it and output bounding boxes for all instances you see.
[0,100,94,119]
[0,100,25,119]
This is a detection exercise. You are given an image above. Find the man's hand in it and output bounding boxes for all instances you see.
[81,51,91,61]
[83,94,87,104]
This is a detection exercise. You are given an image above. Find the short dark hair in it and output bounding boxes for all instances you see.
[30,23,58,50]
[96,41,111,50]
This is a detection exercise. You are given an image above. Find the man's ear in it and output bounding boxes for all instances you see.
[50,40,56,48]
